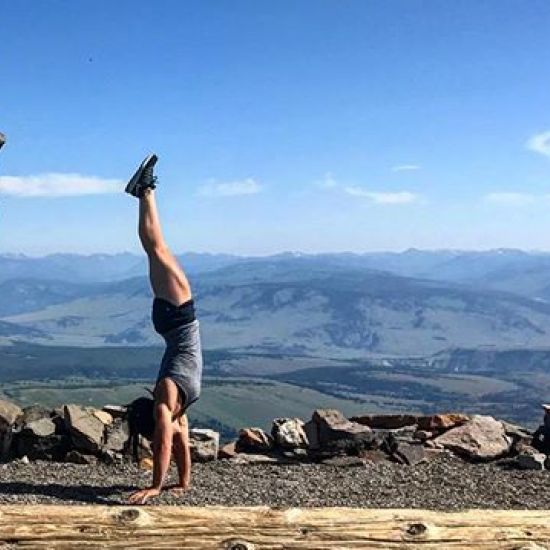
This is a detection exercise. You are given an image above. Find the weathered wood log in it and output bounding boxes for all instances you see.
[0,506,549,549]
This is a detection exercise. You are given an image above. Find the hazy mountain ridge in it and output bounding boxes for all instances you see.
[3,249,550,298]
[2,256,550,356]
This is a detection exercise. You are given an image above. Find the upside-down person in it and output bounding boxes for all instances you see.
[125,154,203,505]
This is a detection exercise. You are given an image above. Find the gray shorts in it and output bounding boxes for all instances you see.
[156,319,203,411]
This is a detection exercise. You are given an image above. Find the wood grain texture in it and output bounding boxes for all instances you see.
[0,506,549,549]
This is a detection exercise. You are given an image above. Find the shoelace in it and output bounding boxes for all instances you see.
[142,166,157,188]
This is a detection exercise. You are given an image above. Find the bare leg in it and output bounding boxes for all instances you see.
[138,188,192,305]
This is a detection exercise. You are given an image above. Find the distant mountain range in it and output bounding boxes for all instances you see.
[3,248,550,298]
[2,251,550,356]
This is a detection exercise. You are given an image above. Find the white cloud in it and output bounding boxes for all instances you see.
[315,172,338,189]
[197,178,262,198]
[526,131,550,157]
[391,164,421,172]
[344,187,418,204]
[484,192,536,205]
[0,173,122,197]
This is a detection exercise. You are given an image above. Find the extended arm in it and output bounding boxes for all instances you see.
[128,402,174,504]
[172,414,192,489]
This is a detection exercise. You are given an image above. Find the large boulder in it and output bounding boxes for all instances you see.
[271,418,308,449]
[310,409,374,455]
[236,428,273,453]
[433,415,511,461]
[190,428,219,462]
[0,398,23,460]
[64,404,105,454]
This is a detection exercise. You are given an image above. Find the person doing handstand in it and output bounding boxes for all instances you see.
[125,154,203,505]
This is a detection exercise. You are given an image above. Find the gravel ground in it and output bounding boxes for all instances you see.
[0,453,549,509]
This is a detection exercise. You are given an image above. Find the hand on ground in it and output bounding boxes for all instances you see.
[127,486,161,505]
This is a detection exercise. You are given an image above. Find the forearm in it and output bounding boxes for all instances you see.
[173,434,191,487]
[173,414,191,486]
[151,420,173,489]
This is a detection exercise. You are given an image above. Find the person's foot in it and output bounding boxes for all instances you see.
[125,154,158,198]
[0,132,6,151]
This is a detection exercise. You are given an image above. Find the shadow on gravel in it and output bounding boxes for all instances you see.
[0,482,135,504]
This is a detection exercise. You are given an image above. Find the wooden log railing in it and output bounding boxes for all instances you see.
[0,506,549,549]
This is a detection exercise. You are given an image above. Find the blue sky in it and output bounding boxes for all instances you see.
[1,1,550,255]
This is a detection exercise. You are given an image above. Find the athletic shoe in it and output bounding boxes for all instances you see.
[125,154,158,198]
[0,133,6,150]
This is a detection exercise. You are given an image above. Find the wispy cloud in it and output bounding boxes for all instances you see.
[197,178,262,198]
[344,187,419,204]
[526,131,550,158]
[391,164,421,172]
[315,172,338,189]
[484,192,538,205]
[0,173,122,197]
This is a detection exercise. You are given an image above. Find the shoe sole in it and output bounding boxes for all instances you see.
[125,154,158,196]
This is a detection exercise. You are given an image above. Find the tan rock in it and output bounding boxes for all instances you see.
[63,404,105,453]
[0,398,22,428]
[93,410,113,425]
[417,413,470,432]
[218,441,238,459]
[139,457,154,470]
[433,415,511,461]
[236,428,273,453]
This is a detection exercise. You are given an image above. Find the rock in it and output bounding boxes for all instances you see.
[417,413,470,432]
[139,457,154,470]
[321,456,365,467]
[281,448,309,461]
[14,405,51,428]
[103,417,129,453]
[425,440,444,450]
[359,449,392,464]
[350,414,418,429]
[303,420,320,450]
[516,451,546,471]
[372,425,418,447]
[312,409,374,453]
[218,442,238,459]
[414,430,433,442]
[543,404,550,429]
[228,453,279,465]
[271,418,308,449]
[0,398,23,460]
[391,442,428,466]
[22,417,56,438]
[102,405,127,419]
[65,450,97,465]
[63,404,105,454]
[236,428,273,453]
[93,410,113,425]
[190,428,219,462]
[433,415,511,461]
[0,398,22,427]
[100,449,124,465]
[14,414,69,461]
[20,455,29,465]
